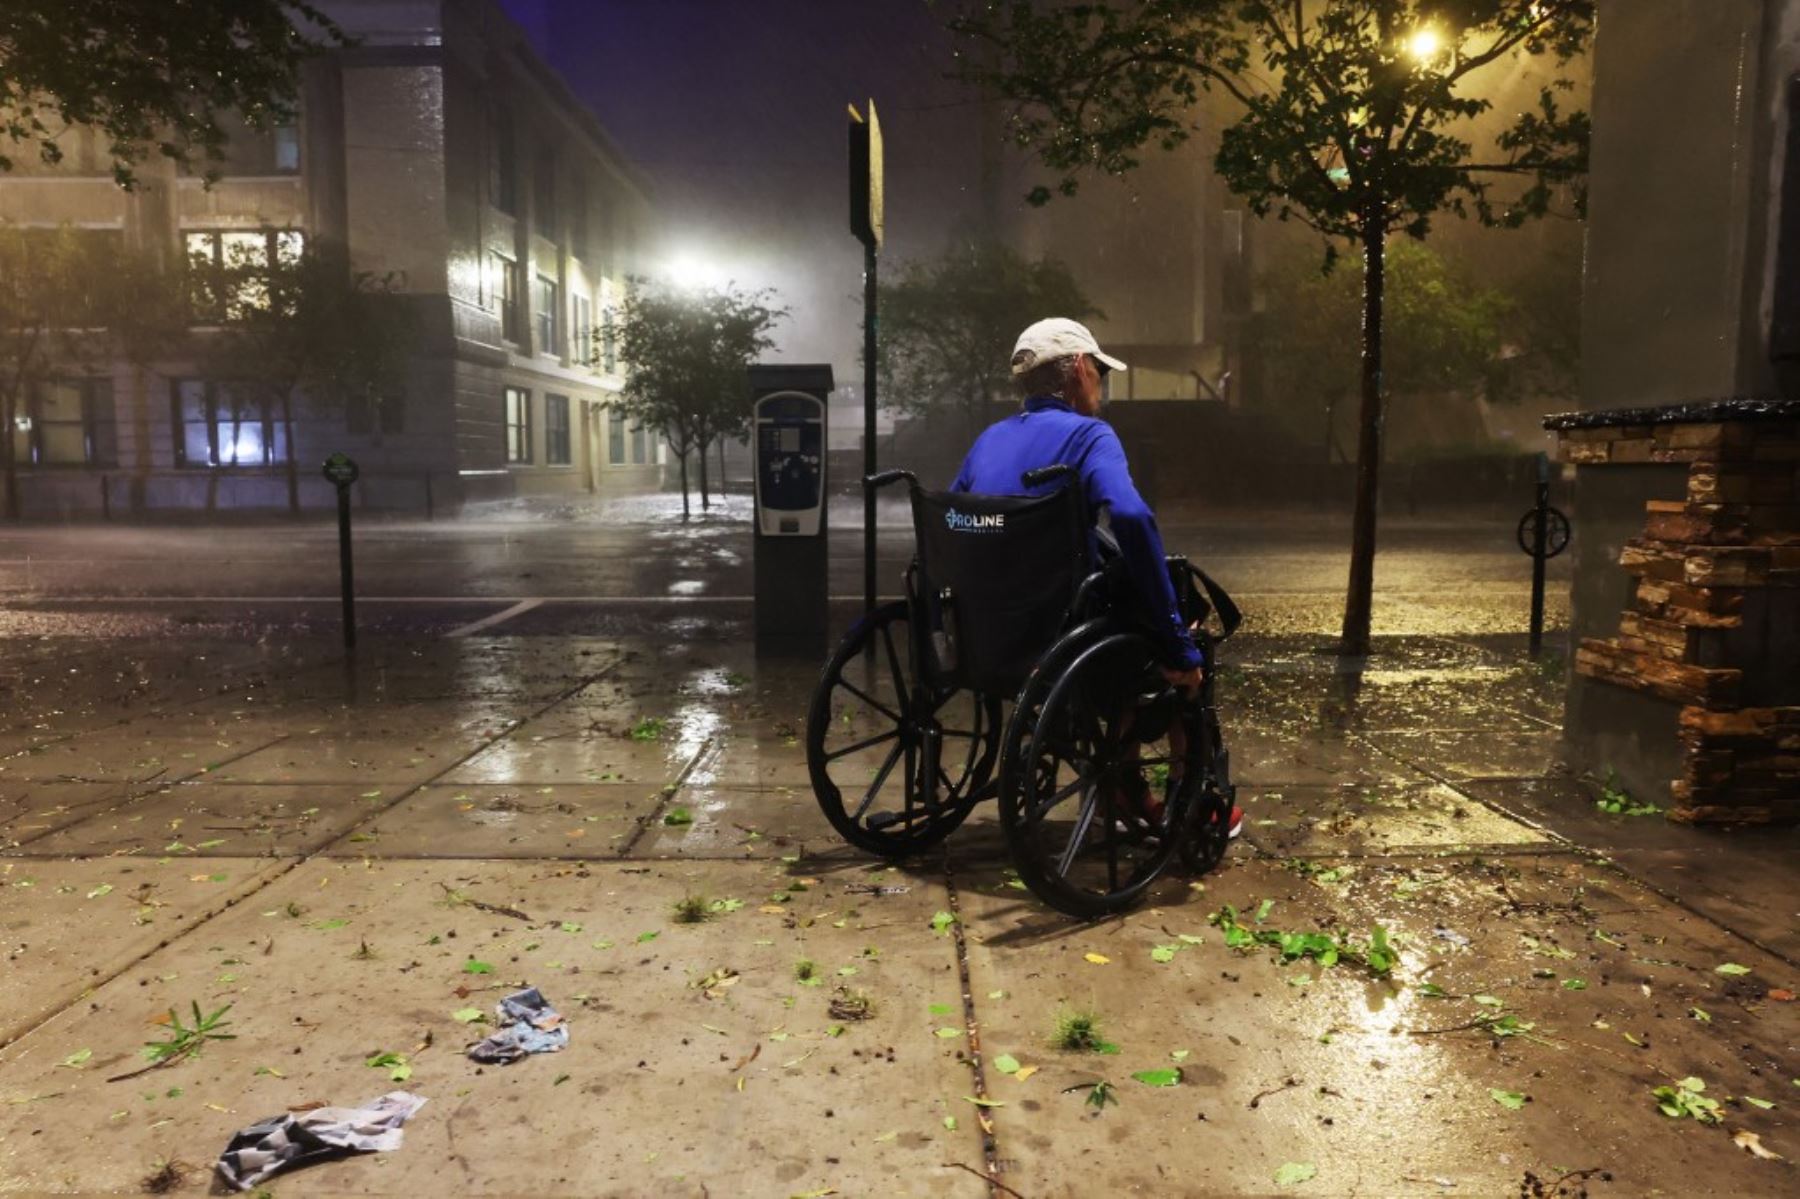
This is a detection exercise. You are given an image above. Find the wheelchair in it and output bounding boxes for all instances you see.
[805,465,1242,918]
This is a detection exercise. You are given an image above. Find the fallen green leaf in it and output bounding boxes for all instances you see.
[1274,1162,1317,1186]
[1715,963,1752,976]
[993,1053,1021,1075]
[1490,1089,1527,1110]
[462,959,494,975]
[1131,1067,1182,1087]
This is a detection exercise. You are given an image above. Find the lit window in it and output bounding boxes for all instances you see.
[26,379,115,466]
[504,386,532,464]
[170,380,288,468]
[571,293,593,367]
[183,229,304,320]
[534,275,558,355]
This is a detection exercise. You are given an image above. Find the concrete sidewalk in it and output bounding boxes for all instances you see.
[0,619,1795,1196]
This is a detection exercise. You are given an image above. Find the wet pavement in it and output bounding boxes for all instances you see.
[0,504,1794,1197]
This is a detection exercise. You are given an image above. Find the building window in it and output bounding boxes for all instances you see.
[171,380,288,467]
[504,386,531,464]
[534,149,557,236]
[184,228,304,321]
[601,303,617,372]
[17,378,115,466]
[631,421,647,465]
[545,394,570,465]
[571,293,593,367]
[607,406,626,465]
[490,103,516,215]
[534,274,558,355]
[273,126,301,172]
[493,254,521,343]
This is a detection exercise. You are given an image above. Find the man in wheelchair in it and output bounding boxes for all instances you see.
[952,317,1242,841]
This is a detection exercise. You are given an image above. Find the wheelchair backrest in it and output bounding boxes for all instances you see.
[910,482,1089,696]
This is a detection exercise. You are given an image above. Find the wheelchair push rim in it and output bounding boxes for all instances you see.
[1000,629,1189,918]
[806,601,1000,858]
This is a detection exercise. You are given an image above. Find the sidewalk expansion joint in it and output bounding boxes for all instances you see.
[0,659,622,1053]
[618,739,713,857]
[941,856,1006,1197]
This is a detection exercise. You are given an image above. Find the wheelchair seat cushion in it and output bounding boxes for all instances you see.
[911,484,1089,695]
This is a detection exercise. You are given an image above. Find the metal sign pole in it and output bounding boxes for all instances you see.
[322,453,360,650]
[850,99,884,616]
[1529,458,1548,657]
[863,242,878,616]
[1515,451,1569,659]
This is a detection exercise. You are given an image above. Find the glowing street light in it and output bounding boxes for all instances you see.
[664,250,729,291]
[1405,27,1445,63]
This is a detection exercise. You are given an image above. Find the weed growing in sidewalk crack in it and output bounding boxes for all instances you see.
[672,894,710,924]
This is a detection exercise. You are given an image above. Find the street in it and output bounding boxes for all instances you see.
[0,497,1567,643]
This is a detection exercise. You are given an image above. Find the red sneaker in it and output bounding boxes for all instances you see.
[1227,805,1244,839]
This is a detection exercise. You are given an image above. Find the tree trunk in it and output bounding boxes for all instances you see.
[281,392,299,514]
[677,449,691,521]
[698,435,711,510]
[1339,217,1387,657]
[0,392,17,522]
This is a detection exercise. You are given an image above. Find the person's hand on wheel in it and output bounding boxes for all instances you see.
[1161,663,1204,694]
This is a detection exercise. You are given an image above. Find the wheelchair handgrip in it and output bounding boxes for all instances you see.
[1020,463,1076,489]
[864,469,917,491]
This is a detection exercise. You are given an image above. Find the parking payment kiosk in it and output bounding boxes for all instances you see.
[748,364,833,655]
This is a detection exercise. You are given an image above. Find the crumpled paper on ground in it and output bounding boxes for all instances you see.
[215,1090,428,1192]
[465,985,569,1064]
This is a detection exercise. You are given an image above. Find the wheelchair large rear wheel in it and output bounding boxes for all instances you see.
[807,602,1000,858]
[1000,630,1189,919]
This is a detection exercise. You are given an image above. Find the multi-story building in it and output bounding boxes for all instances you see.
[0,0,661,517]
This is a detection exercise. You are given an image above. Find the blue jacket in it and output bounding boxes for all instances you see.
[951,395,1202,670]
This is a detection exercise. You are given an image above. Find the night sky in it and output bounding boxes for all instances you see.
[501,0,991,376]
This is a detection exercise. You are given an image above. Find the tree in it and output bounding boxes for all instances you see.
[200,232,414,512]
[1251,235,1508,456]
[954,0,1592,654]
[879,239,1099,440]
[0,0,348,187]
[611,278,783,521]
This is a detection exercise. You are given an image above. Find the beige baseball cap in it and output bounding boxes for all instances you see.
[1010,317,1128,376]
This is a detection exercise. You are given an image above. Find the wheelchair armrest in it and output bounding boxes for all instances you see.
[864,469,917,492]
[1021,463,1076,490]
[1070,568,1110,620]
